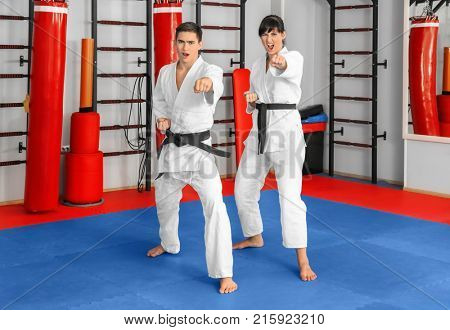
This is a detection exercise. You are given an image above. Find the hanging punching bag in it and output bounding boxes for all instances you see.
[24,0,68,212]
[232,69,252,167]
[409,17,441,136]
[153,0,182,148]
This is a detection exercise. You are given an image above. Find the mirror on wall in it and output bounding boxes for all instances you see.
[403,0,450,142]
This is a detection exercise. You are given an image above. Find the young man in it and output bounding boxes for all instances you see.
[147,22,238,294]
[233,15,317,282]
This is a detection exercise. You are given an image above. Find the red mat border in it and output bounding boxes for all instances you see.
[0,175,448,230]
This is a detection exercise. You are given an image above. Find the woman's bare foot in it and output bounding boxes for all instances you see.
[232,234,264,249]
[296,248,317,281]
[299,263,317,281]
[219,277,238,294]
[147,245,166,258]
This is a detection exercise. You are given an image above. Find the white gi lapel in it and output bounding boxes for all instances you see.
[173,56,204,108]
[169,56,205,133]
[261,55,271,103]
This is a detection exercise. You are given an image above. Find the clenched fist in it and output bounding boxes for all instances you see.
[244,91,258,109]
[157,118,171,131]
[269,54,287,70]
[194,77,213,93]
[244,91,258,104]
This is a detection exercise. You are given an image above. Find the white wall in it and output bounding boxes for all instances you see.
[0,1,33,203]
[0,0,272,203]
[282,0,405,184]
[404,139,450,195]
[403,0,450,196]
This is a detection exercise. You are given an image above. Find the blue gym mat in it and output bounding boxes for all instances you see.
[1,190,449,310]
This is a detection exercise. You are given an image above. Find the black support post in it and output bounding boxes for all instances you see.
[26,0,34,148]
[371,0,378,184]
[26,0,33,94]
[240,0,246,68]
[329,0,335,177]
[145,0,152,191]
[196,0,201,26]
[92,0,98,113]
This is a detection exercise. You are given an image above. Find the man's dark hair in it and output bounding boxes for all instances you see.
[258,15,286,36]
[176,22,203,41]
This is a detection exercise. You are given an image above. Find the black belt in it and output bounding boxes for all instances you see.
[255,103,297,154]
[156,129,231,179]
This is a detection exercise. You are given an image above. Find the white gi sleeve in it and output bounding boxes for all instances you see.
[269,51,304,81]
[153,66,170,121]
[203,64,224,108]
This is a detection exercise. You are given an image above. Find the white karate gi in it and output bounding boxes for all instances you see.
[153,56,233,278]
[235,47,308,248]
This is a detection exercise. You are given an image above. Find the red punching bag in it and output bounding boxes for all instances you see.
[70,112,100,154]
[24,0,68,212]
[153,0,182,148]
[232,69,253,167]
[64,152,103,205]
[437,95,450,136]
[409,17,441,136]
[153,1,182,79]
[64,38,103,206]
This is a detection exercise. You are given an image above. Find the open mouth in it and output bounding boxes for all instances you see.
[267,44,275,51]
[182,52,189,58]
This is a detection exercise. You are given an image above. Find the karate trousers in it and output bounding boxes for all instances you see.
[235,129,308,248]
[154,156,233,279]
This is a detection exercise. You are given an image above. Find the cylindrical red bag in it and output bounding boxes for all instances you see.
[440,122,450,137]
[232,69,252,167]
[153,1,182,148]
[70,112,100,154]
[409,17,441,136]
[24,1,68,212]
[80,38,94,111]
[153,2,182,79]
[437,95,450,123]
[64,152,103,205]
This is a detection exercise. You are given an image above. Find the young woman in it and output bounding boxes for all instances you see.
[233,15,317,282]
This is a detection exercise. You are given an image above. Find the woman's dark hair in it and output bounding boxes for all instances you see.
[176,22,203,41]
[258,15,286,37]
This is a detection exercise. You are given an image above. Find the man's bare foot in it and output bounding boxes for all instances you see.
[233,234,264,250]
[147,245,166,258]
[219,277,238,294]
[299,263,317,281]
